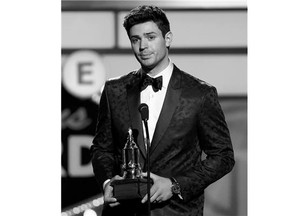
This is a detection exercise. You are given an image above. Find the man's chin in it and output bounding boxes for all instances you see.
[139,60,154,67]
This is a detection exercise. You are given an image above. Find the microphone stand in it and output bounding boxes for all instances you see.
[138,103,151,216]
[142,119,151,216]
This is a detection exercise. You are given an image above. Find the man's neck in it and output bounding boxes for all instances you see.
[142,58,170,77]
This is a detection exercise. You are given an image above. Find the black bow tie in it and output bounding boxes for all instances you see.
[140,74,163,92]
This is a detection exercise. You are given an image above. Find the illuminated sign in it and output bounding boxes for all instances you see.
[62,50,106,103]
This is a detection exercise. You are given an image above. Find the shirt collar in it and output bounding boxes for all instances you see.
[148,59,173,89]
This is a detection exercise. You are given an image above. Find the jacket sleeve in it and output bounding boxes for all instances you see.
[90,83,116,191]
[176,86,235,200]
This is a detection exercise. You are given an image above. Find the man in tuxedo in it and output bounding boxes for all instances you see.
[91,5,235,216]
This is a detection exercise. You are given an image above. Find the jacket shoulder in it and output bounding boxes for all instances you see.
[104,70,140,88]
[180,70,215,92]
[107,70,137,83]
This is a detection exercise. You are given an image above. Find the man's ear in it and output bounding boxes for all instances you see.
[165,31,173,48]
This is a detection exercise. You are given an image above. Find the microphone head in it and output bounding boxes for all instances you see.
[138,103,149,121]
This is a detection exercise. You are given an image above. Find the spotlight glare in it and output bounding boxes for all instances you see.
[83,209,97,216]
[72,207,80,214]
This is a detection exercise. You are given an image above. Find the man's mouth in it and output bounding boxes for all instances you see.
[140,53,152,59]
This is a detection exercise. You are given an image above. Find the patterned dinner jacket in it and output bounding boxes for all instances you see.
[91,64,235,216]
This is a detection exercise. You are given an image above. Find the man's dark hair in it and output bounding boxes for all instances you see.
[123,5,170,37]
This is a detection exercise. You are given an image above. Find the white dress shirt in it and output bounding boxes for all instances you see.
[140,60,174,144]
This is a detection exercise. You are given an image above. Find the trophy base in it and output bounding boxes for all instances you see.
[111,178,151,201]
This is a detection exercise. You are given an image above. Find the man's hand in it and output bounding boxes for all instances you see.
[103,175,124,207]
[141,172,173,204]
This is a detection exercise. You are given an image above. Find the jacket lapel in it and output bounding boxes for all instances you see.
[126,73,147,160]
[150,66,182,155]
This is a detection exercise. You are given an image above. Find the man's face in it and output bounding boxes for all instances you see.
[129,21,172,74]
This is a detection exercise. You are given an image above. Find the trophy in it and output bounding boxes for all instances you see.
[110,128,149,201]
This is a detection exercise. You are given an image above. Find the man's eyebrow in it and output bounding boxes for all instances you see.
[144,32,157,36]
[130,32,157,39]
[129,34,140,39]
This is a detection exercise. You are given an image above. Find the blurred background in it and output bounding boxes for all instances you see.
[61,1,247,216]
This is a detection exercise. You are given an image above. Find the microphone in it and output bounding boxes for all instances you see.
[138,103,149,121]
[138,103,150,143]
[138,103,151,216]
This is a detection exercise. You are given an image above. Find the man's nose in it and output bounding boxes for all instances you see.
[139,39,148,50]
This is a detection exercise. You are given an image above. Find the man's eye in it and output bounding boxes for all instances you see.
[148,36,155,40]
[131,38,139,43]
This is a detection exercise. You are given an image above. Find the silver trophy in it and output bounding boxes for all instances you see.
[111,127,148,200]
[122,128,142,179]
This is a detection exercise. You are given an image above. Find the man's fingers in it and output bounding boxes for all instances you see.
[141,194,148,203]
[114,175,124,180]
[111,175,124,182]
[104,196,119,208]
[109,202,120,207]
[142,172,156,180]
[105,197,117,202]
[141,184,158,203]
[150,191,160,203]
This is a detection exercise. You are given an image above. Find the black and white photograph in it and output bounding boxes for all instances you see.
[61,1,246,216]
[2,1,288,216]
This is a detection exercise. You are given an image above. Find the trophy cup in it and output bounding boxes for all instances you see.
[110,128,148,201]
